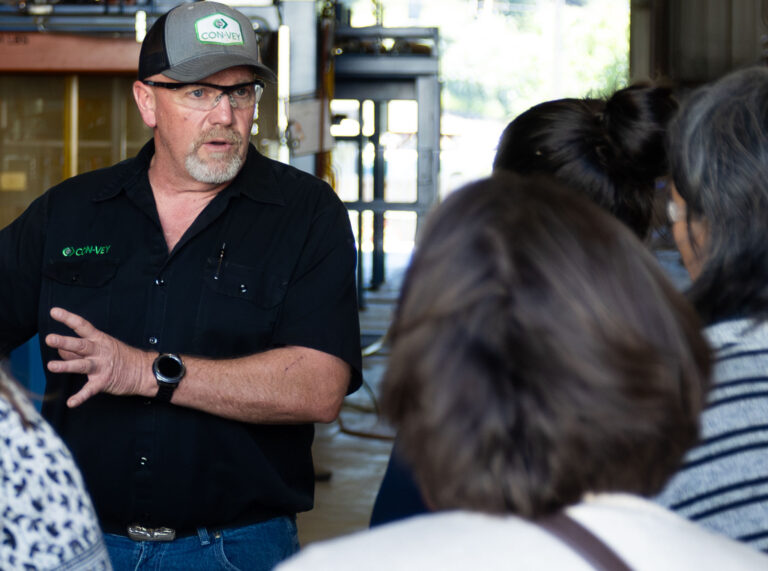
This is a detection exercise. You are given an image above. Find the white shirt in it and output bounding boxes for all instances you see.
[279,494,768,570]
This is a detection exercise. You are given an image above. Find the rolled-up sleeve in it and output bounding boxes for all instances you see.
[272,195,362,394]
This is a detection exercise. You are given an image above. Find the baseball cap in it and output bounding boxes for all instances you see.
[138,1,276,83]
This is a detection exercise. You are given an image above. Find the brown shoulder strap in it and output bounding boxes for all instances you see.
[536,512,633,571]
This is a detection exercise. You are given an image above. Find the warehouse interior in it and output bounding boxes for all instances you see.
[1,0,767,547]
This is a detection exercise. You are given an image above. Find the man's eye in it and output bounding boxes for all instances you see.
[186,87,208,99]
[233,87,251,98]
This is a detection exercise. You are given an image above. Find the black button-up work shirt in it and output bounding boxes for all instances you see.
[0,141,362,531]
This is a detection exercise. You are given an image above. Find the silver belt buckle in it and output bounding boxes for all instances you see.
[127,524,177,542]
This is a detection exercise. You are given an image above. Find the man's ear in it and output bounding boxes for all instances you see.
[133,80,157,128]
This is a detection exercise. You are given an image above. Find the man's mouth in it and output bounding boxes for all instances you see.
[200,139,238,155]
[204,131,240,147]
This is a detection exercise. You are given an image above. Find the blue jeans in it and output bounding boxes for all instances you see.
[104,517,299,571]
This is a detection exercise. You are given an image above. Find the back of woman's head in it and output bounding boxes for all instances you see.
[669,66,768,323]
[493,85,677,238]
[381,172,710,519]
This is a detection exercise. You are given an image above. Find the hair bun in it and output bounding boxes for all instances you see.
[603,85,678,181]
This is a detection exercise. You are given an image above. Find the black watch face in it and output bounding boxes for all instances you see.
[157,355,183,380]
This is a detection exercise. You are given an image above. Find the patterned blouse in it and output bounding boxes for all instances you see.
[0,377,111,570]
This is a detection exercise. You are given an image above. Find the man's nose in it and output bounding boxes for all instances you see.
[209,92,235,123]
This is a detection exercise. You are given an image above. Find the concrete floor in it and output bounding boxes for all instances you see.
[296,272,401,547]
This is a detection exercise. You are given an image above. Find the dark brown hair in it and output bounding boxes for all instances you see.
[493,85,677,238]
[381,172,710,518]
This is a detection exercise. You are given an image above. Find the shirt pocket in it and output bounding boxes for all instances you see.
[42,259,119,333]
[196,259,289,355]
[203,260,287,308]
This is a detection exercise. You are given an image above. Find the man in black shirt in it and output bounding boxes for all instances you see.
[0,2,361,569]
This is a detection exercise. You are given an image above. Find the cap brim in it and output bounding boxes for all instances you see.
[163,54,277,84]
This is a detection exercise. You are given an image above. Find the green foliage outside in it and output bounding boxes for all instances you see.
[343,0,629,121]
[435,0,629,119]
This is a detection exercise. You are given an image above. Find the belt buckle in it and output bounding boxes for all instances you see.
[127,524,176,542]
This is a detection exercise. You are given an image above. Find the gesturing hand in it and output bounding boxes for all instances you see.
[45,307,152,408]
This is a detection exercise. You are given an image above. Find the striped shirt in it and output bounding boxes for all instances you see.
[655,318,768,552]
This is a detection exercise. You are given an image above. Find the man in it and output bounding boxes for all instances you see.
[0,2,361,569]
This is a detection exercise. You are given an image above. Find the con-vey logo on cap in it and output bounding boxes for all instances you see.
[195,13,244,45]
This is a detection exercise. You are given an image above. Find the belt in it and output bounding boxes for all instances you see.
[108,524,212,542]
[127,525,178,542]
[104,511,286,542]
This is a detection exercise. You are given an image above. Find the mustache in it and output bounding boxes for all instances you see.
[193,128,243,149]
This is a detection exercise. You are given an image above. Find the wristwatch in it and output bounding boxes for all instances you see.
[153,353,185,402]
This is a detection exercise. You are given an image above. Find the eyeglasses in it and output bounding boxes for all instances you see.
[666,199,685,223]
[142,80,264,110]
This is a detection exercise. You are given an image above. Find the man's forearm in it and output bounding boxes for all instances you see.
[46,306,351,423]
[168,346,350,423]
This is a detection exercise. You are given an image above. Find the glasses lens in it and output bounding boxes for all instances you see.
[253,83,264,104]
[172,83,262,110]
[226,84,262,108]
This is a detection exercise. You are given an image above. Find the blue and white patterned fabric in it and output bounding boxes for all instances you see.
[656,318,768,552]
[0,377,111,570]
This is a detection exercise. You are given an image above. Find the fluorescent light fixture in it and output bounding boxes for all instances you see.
[135,10,147,43]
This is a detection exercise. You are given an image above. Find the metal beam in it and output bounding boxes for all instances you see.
[0,32,141,73]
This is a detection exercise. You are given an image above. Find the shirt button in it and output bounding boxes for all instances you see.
[239,284,248,294]
[154,278,166,286]
[139,456,149,467]
[148,337,158,345]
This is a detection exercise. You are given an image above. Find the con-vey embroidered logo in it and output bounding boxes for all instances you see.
[62,245,112,257]
[195,14,244,45]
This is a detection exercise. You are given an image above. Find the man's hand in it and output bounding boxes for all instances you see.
[45,307,152,408]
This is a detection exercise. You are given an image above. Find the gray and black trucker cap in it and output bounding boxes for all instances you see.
[138,1,276,83]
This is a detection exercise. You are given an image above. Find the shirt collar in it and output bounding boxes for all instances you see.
[92,140,285,207]
[224,144,285,206]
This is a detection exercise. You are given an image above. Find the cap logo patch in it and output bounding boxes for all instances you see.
[195,13,244,45]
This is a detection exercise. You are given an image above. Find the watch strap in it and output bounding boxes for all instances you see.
[155,382,176,403]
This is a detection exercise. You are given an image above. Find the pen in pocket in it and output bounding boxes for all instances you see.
[214,242,226,280]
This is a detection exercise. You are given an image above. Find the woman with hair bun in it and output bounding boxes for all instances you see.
[369,85,680,527]
[493,84,677,238]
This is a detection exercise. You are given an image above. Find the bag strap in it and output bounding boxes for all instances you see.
[536,512,632,571]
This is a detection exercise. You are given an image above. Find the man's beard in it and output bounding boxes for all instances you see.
[185,129,245,184]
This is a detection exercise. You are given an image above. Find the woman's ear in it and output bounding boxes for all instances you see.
[669,184,708,280]
[133,80,157,128]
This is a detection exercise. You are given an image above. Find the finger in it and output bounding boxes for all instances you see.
[48,357,92,375]
[45,333,91,355]
[67,383,98,408]
[50,307,98,338]
[58,348,81,361]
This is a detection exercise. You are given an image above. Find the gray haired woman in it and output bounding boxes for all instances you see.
[655,65,768,553]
